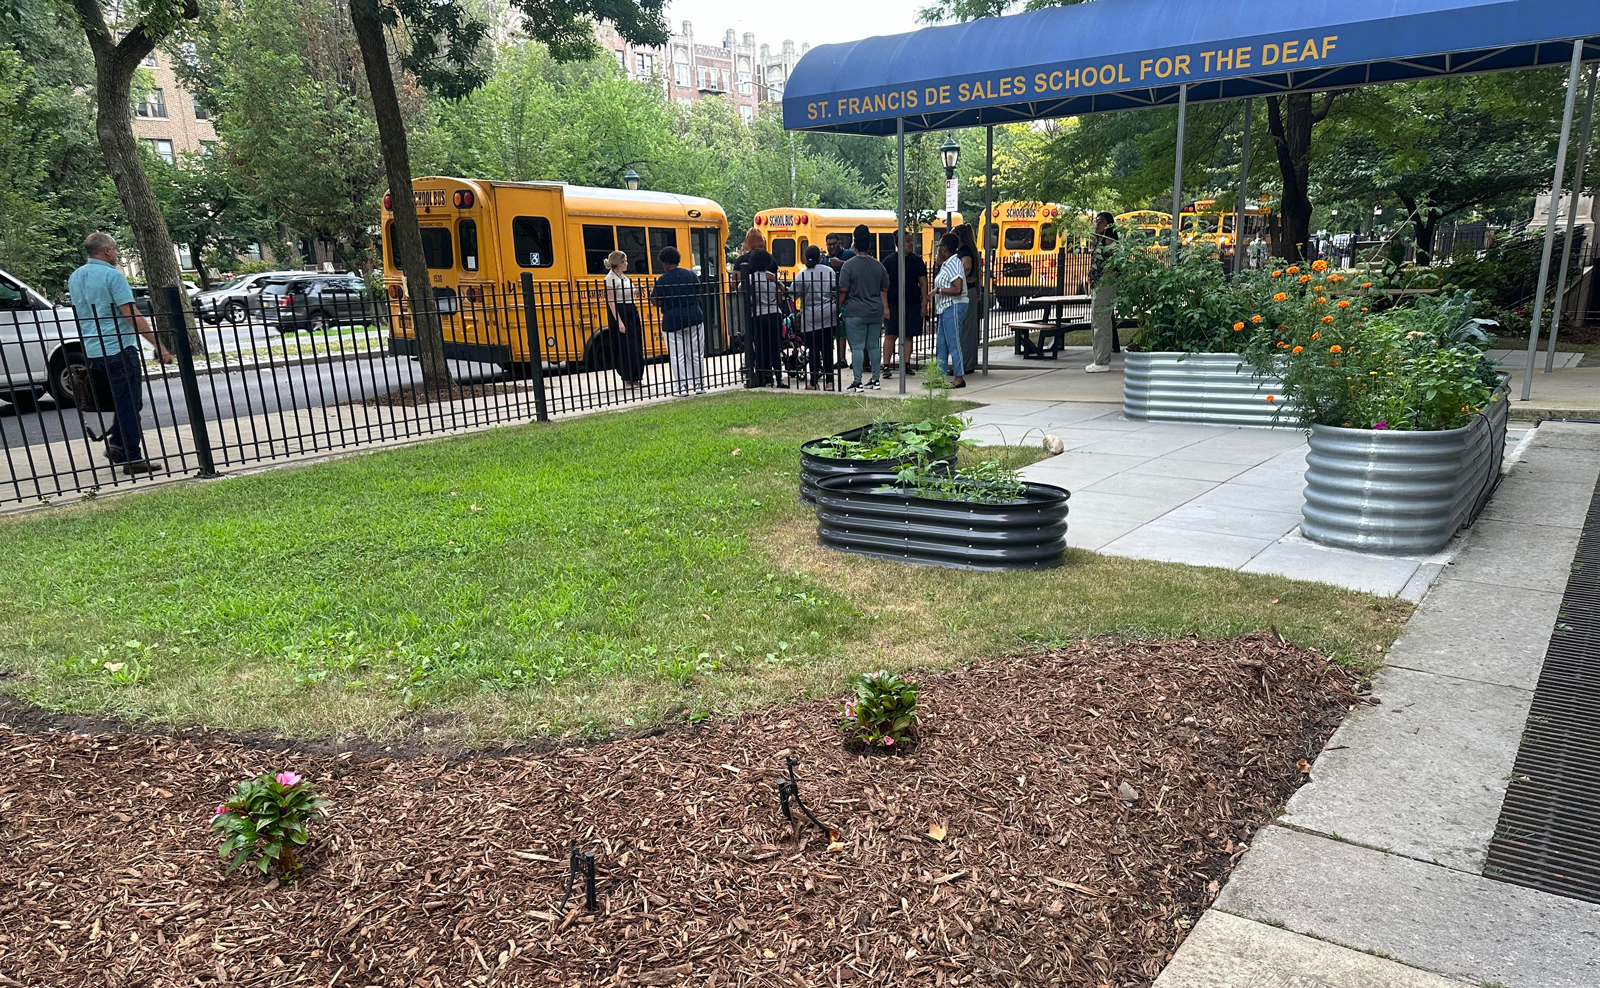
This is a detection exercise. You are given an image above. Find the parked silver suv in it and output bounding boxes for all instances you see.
[0,268,85,407]
[195,270,299,324]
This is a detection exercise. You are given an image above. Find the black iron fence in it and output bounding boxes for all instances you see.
[0,272,1036,506]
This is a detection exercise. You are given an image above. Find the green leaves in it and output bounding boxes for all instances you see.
[841,670,920,749]
[210,771,328,883]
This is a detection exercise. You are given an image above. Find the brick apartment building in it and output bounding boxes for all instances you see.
[603,21,810,122]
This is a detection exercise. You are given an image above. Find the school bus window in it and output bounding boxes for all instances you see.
[1041,228,1057,252]
[582,224,615,274]
[512,216,554,268]
[458,219,479,271]
[1004,228,1035,251]
[877,233,896,259]
[385,221,395,265]
[770,237,796,269]
[617,226,649,274]
[985,225,999,249]
[799,237,810,260]
[420,227,453,269]
[648,228,678,272]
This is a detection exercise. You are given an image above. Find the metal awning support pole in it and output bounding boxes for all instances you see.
[1234,98,1253,274]
[1547,64,1598,373]
[897,117,908,395]
[983,124,994,374]
[1523,40,1586,401]
[1171,83,1188,258]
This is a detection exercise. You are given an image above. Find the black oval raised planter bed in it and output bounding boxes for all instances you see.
[814,473,1071,571]
[798,424,955,503]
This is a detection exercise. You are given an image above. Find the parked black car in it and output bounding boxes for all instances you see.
[258,274,381,333]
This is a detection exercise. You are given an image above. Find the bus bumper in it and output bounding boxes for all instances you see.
[388,335,515,366]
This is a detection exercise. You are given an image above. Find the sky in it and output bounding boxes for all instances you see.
[663,0,934,50]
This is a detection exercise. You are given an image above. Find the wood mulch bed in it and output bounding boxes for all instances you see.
[0,634,1361,987]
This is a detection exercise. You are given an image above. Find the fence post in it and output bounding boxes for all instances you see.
[163,286,218,478]
[519,273,549,423]
[1055,245,1067,296]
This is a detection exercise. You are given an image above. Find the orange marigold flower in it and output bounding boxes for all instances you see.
[1286,265,1300,274]
[1361,281,1374,289]
[1329,274,1346,283]
[1361,307,1370,312]
[1329,344,1342,352]
[1265,395,1276,403]
[1298,275,1312,284]
[1272,292,1288,302]
[1337,299,1352,309]
[1251,314,1263,324]
[1233,321,1245,331]
[1330,360,1339,367]
[1311,331,1322,340]
[1321,315,1335,324]
[1292,345,1304,354]
[1315,296,1328,304]
[1312,260,1328,272]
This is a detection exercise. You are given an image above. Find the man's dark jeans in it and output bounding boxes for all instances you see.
[91,347,144,462]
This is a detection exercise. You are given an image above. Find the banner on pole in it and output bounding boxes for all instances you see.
[945,178,959,212]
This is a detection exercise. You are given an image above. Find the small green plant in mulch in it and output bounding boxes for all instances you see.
[841,669,920,749]
[210,771,328,882]
[883,457,1028,504]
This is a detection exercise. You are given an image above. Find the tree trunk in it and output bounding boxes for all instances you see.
[1266,93,1334,265]
[348,0,453,392]
[70,0,203,351]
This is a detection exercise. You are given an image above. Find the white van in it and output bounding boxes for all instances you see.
[0,268,85,407]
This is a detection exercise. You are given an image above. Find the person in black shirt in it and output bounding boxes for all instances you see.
[881,230,928,378]
[955,223,983,375]
[1087,211,1120,373]
[825,233,856,368]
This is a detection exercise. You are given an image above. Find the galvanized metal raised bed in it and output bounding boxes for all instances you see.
[813,473,1071,571]
[1301,392,1510,554]
[799,424,954,504]
[1122,351,1285,428]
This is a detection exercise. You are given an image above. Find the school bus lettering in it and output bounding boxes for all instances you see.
[414,190,448,207]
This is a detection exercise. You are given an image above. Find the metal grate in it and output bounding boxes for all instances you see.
[1485,471,1600,903]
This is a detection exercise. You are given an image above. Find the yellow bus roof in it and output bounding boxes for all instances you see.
[754,207,965,230]
[402,177,728,224]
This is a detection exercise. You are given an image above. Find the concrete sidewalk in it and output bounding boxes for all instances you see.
[1155,421,1600,988]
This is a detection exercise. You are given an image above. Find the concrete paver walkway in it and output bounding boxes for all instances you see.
[1154,421,1600,988]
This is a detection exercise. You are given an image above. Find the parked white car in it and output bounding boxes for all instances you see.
[0,268,86,407]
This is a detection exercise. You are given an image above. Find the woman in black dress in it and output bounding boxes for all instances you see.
[603,250,646,388]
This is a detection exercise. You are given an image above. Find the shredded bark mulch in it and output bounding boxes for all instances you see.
[359,381,523,409]
[0,634,1360,987]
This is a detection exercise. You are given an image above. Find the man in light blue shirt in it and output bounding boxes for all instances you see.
[68,232,172,473]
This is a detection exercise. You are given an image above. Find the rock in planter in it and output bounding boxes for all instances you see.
[813,472,1071,571]
[798,424,955,504]
[1301,394,1510,555]
[1122,351,1285,427]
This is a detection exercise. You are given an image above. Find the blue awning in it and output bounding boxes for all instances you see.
[781,0,1600,135]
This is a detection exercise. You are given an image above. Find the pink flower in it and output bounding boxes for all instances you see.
[1372,421,1389,431]
[214,803,229,818]
[844,704,856,718]
[275,771,303,787]
[883,737,894,746]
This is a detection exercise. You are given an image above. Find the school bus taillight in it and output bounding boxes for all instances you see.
[452,190,475,208]
[383,193,392,210]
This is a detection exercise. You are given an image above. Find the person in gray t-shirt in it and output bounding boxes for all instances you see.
[835,226,888,390]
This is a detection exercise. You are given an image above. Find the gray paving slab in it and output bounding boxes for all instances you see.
[1190,481,1309,515]
[1240,540,1421,598]
[1101,524,1274,569]
[1167,436,1307,466]
[1225,459,1320,488]
[1504,445,1600,485]
[1073,433,1219,458]
[1155,500,1305,540]
[1529,419,1600,450]
[1386,577,1561,691]
[1279,665,1531,872]
[1398,562,1445,603]
[1476,475,1596,530]
[1217,825,1600,988]
[963,423,1099,452]
[1081,471,1219,503]
[1058,489,1192,530]
[1020,452,1156,489]
[1446,518,1583,594]
[1153,910,1472,988]
[1125,457,1254,483]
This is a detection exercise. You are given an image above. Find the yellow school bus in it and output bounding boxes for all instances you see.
[752,208,965,280]
[1179,199,1273,257]
[381,177,730,370]
[977,201,1075,308]
[1116,210,1173,240]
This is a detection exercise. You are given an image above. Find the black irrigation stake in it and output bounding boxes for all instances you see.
[776,756,839,842]
[556,839,598,914]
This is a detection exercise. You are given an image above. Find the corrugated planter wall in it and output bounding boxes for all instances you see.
[1301,392,1510,554]
[1122,351,1286,428]
[799,425,954,503]
[814,473,1071,571]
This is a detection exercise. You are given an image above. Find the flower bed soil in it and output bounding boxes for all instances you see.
[0,634,1360,987]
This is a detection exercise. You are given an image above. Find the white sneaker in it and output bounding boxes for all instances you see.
[1085,363,1112,373]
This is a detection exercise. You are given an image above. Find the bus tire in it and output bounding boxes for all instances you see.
[582,329,617,372]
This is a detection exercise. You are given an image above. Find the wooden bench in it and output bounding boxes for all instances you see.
[1011,319,1089,359]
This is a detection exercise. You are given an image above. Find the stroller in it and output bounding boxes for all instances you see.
[781,311,830,389]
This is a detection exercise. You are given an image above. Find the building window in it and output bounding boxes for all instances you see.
[635,52,654,76]
[134,88,167,118]
[143,138,175,164]
[614,50,625,70]
[674,64,689,87]
[177,244,195,271]
[721,69,730,90]
[740,105,754,124]
[246,243,264,262]
[674,46,688,64]
[191,91,210,120]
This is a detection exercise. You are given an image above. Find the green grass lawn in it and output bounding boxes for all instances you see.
[0,393,1410,745]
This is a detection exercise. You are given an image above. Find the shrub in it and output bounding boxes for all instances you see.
[1103,239,1259,353]
[210,770,328,882]
[841,670,919,749]
[883,458,1026,503]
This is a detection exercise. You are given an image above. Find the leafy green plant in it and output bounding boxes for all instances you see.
[210,771,328,882]
[883,458,1027,504]
[1104,239,1260,353]
[841,669,919,749]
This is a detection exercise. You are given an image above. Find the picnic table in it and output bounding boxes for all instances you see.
[1010,294,1105,360]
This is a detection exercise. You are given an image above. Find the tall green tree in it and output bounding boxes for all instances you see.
[146,148,274,288]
